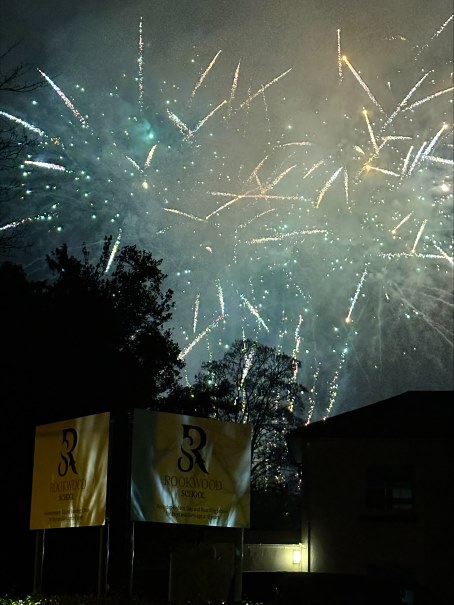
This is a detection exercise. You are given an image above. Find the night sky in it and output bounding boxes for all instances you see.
[1,0,453,419]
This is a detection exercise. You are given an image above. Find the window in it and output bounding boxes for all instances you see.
[365,465,413,511]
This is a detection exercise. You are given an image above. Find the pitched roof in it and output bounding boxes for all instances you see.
[286,391,453,462]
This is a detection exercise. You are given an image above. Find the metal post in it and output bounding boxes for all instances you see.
[232,527,244,603]
[97,523,110,598]
[127,411,135,602]
[128,520,135,601]
[98,414,113,599]
[305,447,311,574]
[33,529,45,595]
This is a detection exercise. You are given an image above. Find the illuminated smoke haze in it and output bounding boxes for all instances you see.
[1,0,452,418]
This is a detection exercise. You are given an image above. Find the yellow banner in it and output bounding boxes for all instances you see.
[30,412,110,529]
[131,410,251,527]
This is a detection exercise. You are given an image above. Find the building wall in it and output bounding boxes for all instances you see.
[300,435,453,604]
[243,543,308,572]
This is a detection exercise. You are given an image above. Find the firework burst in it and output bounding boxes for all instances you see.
[1,13,452,418]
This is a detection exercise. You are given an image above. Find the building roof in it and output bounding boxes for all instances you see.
[286,391,453,463]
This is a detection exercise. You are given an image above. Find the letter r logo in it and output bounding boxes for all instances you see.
[58,428,78,477]
[177,424,208,474]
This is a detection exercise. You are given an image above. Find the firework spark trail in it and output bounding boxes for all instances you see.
[193,294,200,333]
[260,88,271,131]
[316,166,343,208]
[346,266,368,324]
[191,49,222,97]
[192,99,228,134]
[390,212,413,235]
[280,141,311,148]
[381,71,432,129]
[420,123,450,161]
[232,194,305,202]
[343,169,350,208]
[292,314,304,383]
[239,67,292,108]
[240,294,269,332]
[0,213,54,231]
[37,69,88,128]
[238,348,255,412]
[363,109,379,154]
[205,193,243,219]
[247,229,327,245]
[206,191,303,219]
[401,145,415,177]
[360,143,386,175]
[342,56,384,112]
[303,159,325,179]
[7,17,453,422]
[411,219,428,254]
[144,144,157,168]
[138,17,144,111]
[164,208,206,222]
[0,110,45,136]
[337,29,343,83]
[229,60,241,108]
[324,343,349,418]
[304,363,322,425]
[420,285,454,308]
[263,164,297,192]
[432,243,454,265]
[402,87,454,112]
[242,85,252,112]
[426,155,454,166]
[366,165,400,177]
[166,110,191,137]
[380,251,446,260]
[105,228,122,273]
[415,14,454,59]
[233,208,274,262]
[407,141,427,176]
[179,314,224,359]
[248,155,269,191]
[363,135,412,172]
[305,389,318,424]
[0,218,28,231]
[384,136,413,142]
[216,280,225,316]
[392,284,453,347]
[24,160,66,172]
[126,156,141,171]
[413,291,454,331]
[407,141,428,175]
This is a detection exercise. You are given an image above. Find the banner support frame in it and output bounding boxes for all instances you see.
[32,528,45,596]
[127,410,135,602]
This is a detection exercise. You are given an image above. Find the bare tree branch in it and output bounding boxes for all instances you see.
[0,43,46,254]
[0,42,46,93]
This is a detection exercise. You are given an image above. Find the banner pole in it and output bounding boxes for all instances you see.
[127,411,135,602]
[33,528,45,595]
[232,527,244,603]
[128,520,135,601]
[97,523,110,598]
[98,414,113,599]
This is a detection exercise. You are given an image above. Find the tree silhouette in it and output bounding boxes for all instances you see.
[0,236,183,422]
[0,43,47,255]
[167,338,307,492]
[0,237,185,594]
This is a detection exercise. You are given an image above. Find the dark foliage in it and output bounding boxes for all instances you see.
[0,237,184,594]
[1,236,183,422]
[165,338,307,491]
[0,43,47,255]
